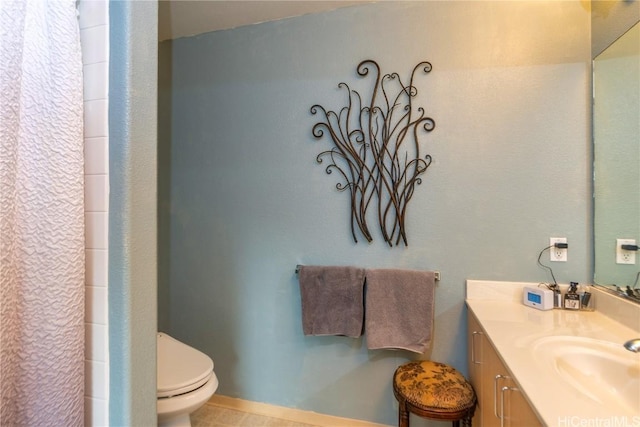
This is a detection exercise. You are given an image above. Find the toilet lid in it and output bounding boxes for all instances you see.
[157,333,214,398]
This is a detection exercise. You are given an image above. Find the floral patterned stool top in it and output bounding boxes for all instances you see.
[393,360,476,427]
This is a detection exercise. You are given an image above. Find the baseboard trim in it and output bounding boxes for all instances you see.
[206,395,392,427]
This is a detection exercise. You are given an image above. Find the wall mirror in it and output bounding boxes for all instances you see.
[593,20,640,302]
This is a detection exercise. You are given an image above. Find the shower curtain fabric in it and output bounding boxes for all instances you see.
[0,1,85,425]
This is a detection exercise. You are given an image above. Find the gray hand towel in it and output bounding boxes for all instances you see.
[365,269,436,353]
[298,265,366,337]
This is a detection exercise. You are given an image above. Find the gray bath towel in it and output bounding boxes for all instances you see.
[298,265,366,337]
[365,269,436,353]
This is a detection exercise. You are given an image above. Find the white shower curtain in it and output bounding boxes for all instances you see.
[0,0,85,425]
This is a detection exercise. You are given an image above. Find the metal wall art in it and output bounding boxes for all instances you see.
[310,59,435,247]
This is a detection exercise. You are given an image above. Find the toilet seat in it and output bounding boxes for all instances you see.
[157,333,214,398]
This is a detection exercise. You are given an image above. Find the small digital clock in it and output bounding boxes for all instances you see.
[522,286,554,311]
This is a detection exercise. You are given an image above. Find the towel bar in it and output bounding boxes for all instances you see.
[294,265,440,281]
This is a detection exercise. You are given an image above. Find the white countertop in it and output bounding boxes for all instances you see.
[466,280,640,426]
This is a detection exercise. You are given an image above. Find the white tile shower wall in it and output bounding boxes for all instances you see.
[79,1,109,426]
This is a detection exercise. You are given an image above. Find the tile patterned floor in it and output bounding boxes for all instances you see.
[191,403,321,427]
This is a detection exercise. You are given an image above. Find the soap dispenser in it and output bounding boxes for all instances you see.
[563,282,580,310]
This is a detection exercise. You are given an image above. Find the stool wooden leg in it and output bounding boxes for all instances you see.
[452,421,460,427]
[398,399,409,427]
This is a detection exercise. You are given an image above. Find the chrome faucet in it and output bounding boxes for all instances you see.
[623,339,640,353]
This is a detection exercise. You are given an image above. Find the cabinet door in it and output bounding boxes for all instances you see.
[489,342,542,427]
[501,379,542,427]
[468,311,501,427]
[467,309,542,427]
[482,329,503,427]
[467,313,484,425]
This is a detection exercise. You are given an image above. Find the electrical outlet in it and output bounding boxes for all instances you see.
[616,239,636,264]
[550,237,567,262]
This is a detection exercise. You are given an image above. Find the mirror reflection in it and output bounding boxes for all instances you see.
[593,21,640,302]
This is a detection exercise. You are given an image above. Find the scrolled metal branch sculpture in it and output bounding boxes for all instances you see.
[311,59,435,247]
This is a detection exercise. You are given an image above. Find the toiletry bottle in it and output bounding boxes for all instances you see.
[577,283,585,303]
[564,282,580,310]
[550,284,562,308]
[581,285,592,310]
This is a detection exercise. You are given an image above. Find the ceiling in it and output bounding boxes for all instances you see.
[158,0,375,41]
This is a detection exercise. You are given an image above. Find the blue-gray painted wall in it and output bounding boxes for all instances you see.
[158,2,591,425]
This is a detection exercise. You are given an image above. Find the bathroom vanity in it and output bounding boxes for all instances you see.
[466,280,640,426]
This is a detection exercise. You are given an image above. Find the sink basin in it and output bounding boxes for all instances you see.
[532,336,640,412]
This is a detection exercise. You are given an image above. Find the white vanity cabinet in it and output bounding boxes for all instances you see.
[467,310,542,427]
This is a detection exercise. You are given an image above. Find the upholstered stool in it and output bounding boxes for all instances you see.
[393,360,476,427]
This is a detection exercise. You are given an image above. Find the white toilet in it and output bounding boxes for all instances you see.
[157,332,219,427]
